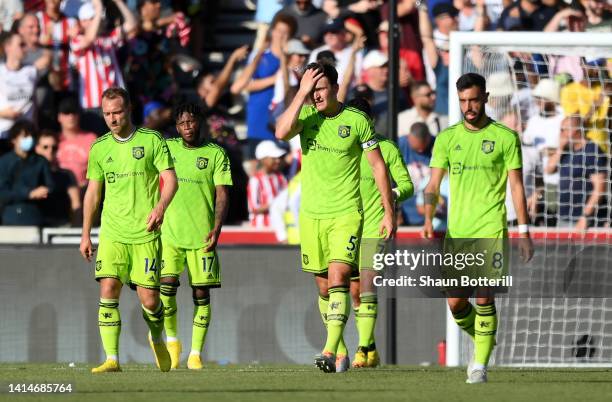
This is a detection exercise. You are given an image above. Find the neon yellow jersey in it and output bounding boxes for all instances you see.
[429,119,522,238]
[360,135,413,238]
[86,128,173,243]
[298,104,378,219]
[162,139,232,249]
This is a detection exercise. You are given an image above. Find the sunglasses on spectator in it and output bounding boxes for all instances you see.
[41,145,59,151]
[420,91,436,97]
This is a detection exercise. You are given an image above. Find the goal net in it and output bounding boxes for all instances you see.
[447,32,612,367]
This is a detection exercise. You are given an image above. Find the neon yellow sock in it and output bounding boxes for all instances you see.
[474,303,497,366]
[323,287,349,354]
[358,293,377,348]
[160,283,178,338]
[191,298,211,353]
[453,302,476,340]
[98,298,120,358]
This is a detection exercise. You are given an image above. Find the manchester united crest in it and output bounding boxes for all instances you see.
[196,157,209,169]
[132,146,145,159]
[481,140,495,154]
[338,125,351,138]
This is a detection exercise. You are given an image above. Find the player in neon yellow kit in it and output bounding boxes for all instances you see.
[423,73,534,383]
[345,97,414,369]
[276,62,396,373]
[80,88,178,373]
[159,102,232,370]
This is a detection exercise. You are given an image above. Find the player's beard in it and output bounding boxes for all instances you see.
[463,106,484,125]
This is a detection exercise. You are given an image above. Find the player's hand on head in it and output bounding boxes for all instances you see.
[298,66,324,95]
[518,235,534,264]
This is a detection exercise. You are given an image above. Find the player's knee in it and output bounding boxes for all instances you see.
[99,279,121,299]
[160,281,178,297]
[140,295,161,312]
[192,287,210,300]
[447,298,469,314]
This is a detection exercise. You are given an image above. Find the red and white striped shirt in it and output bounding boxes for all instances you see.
[70,27,125,109]
[36,11,76,90]
[248,171,288,227]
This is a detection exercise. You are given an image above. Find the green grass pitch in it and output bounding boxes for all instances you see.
[1,364,611,402]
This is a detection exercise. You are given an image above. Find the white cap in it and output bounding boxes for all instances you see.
[532,78,560,103]
[255,140,286,160]
[286,39,310,55]
[78,2,96,20]
[487,72,514,97]
[363,50,388,70]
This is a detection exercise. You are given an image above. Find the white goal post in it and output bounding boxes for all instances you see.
[446,32,612,367]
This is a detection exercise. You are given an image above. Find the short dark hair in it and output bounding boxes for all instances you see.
[101,87,131,107]
[8,120,37,141]
[347,97,372,118]
[304,61,338,86]
[409,122,431,141]
[271,13,298,38]
[410,80,431,95]
[37,129,59,143]
[456,73,486,93]
[173,102,203,122]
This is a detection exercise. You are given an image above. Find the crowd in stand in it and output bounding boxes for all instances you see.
[0,0,609,236]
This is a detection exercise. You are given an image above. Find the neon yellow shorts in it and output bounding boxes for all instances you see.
[160,242,221,288]
[299,210,363,274]
[95,236,161,290]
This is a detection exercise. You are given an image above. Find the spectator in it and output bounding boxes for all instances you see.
[196,45,250,114]
[0,32,50,139]
[546,115,608,230]
[398,81,448,137]
[560,58,610,152]
[324,1,383,49]
[36,0,76,91]
[254,0,287,51]
[522,79,563,197]
[360,49,407,137]
[0,0,23,31]
[583,0,611,32]
[377,20,425,103]
[231,13,297,161]
[419,2,456,116]
[544,4,587,32]
[35,129,80,226]
[248,140,288,227]
[208,116,250,225]
[70,0,137,134]
[278,0,329,48]
[272,39,310,115]
[498,0,557,31]
[380,0,423,57]
[124,0,179,117]
[455,0,490,31]
[56,97,97,190]
[16,13,43,65]
[398,122,434,225]
[0,120,54,225]
[308,18,364,87]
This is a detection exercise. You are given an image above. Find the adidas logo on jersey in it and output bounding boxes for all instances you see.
[454,145,462,151]
[106,156,114,163]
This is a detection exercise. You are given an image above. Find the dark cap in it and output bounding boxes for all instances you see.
[58,97,81,115]
[322,18,345,34]
[316,50,336,64]
[432,3,459,18]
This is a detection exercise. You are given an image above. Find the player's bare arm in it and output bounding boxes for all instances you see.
[275,67,324,141]
[508,169,534,263]
[422,167,446,239]
[204,185,230,252]
[146,168,178,232]
[365,148,396,239]
[80,179,103,261]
